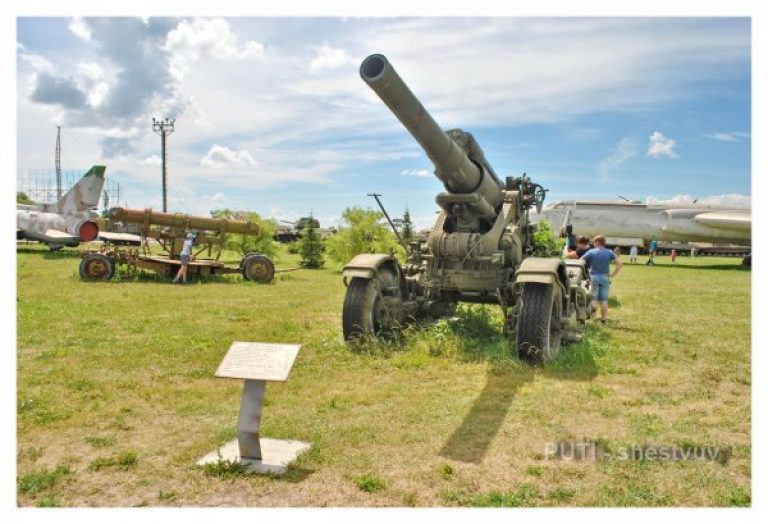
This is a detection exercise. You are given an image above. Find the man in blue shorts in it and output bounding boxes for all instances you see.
[647,238,658,266]
[580,234,623,323]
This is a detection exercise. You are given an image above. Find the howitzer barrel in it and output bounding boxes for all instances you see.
[109,207,260,235]
[360,54,501,209]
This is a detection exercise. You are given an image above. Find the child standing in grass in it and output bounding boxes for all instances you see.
[172,232,195,284]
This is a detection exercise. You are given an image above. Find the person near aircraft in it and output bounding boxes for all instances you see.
[581,235,623,323]
[647,238,658,266]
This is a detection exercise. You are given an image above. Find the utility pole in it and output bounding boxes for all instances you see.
[55,125,62,201]
[152,117,175,212]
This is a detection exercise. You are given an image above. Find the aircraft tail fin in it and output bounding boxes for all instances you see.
[53,165,106,214]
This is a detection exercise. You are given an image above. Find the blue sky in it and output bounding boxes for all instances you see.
[16,17,751,228]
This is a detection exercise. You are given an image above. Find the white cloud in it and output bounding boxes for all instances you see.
[645,193,750,208]
[68,17,91,41]
[76,62,110,107]
[200,144,256,168]
[401,169,431,177]
[166,187,232,216]
[76,62,104,81]
[165,18,264,80]
[310,43,353,73]
[141,155,162,166]
[23,18,186,151]
[356,18,749,127]
[703,131,750,142]
[19,52,54,74]
[597,137,637,179]
[647,131,678,159]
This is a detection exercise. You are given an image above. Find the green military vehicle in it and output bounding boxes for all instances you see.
[341,54,593,363]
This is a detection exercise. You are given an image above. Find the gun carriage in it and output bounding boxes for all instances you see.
[342,54,593,363]
[79,207,275,283]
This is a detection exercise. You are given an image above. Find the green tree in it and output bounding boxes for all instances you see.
[298,214,325,268]
[325,207,405,265]
[401,208,414,245]
[17,192,35,205]
[210,208,278,259]
[531,219,563,257]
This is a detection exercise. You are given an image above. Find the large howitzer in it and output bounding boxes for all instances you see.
[342,54,593,363]
[78,207,274,283]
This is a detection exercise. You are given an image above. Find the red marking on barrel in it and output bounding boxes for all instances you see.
[79,221,99,241]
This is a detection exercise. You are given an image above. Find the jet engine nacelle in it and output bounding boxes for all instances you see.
[64,216,100,242]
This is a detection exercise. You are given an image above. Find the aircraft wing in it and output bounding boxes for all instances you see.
[693,212,751,232]
[98,231,142,245]
[18,228,80,247]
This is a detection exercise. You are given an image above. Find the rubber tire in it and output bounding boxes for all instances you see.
[516,283,562,364]
[79,253,114,281]
[344,276,404,341]
[241,254,275,283]
[742,255,751,268]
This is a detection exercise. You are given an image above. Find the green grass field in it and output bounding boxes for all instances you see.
[16,244,751,507]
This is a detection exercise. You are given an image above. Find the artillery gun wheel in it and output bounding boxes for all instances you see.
[516,283,562,364]
[342,276,401,340]
[241,253,275,283]
[79,253,115,281]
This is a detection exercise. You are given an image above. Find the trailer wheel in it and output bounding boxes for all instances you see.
[516,283,562,364]
[79,253,114,281]
[241,254,275,283]
[342,276,401,341]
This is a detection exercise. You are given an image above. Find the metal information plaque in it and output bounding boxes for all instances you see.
[215,341,300,382]
[199,340,309,473]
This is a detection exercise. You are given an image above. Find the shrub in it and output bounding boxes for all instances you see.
[210,209,278,259]
[326,207,405,265]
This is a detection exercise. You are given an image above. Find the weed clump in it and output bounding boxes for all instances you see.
[88,451,138,471]
[355,474,386,493]
[18,465,71,495]
[202,453,250,479]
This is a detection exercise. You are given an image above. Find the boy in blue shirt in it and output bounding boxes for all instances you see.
[581,235,623,323]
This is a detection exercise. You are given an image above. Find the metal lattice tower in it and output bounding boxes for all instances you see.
[152,117,175,213]
[55,125,62,200]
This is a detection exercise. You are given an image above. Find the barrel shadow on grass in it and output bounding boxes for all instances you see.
[348,305,607,464]
[438,308,603,463]
[438,368,534,463]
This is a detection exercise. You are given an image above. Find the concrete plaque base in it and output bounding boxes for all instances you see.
[197,438,311,474]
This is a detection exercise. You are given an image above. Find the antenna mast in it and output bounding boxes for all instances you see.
[55,125,62,201]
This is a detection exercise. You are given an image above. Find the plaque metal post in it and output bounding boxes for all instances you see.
[237,379,265,460]
[197,341,310,474]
